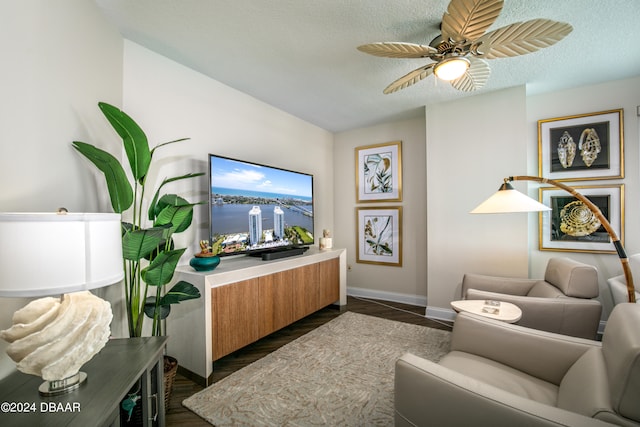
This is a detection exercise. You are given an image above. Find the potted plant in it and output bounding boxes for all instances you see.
[72,102,203,411]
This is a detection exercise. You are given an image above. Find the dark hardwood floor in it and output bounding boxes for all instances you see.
[165,296,451,426]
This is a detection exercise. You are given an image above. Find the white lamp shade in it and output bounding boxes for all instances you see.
[0,213,123,297]
[471,188,552,214]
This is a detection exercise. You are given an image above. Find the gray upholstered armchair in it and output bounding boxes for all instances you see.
[395,303,640,427]
[461,257,602,339]
[607,253,640,305]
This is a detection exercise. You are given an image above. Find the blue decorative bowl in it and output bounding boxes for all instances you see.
[190,255,221,272]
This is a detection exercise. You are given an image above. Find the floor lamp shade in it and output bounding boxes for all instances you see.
[470,182,551,214]
[0,212,123,297]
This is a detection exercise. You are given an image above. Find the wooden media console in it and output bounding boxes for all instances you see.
[166,247,347,385]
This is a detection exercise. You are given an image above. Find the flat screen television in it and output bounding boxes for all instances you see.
[208,154,314,257]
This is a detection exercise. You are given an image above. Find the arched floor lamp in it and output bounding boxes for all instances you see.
[471,175,635,303]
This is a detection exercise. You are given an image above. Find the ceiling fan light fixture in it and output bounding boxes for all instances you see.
[359,0,573,94]
[433,56,470,81]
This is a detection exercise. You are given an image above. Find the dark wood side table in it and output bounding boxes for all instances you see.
[0,336,167,427]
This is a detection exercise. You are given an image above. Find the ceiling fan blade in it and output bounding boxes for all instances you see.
[475,19,573,59]
[383,64,435,94]
[357,42,437,58]
[441,0,504,43]
[451,58,490,91]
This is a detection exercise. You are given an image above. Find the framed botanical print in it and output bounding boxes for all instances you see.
[539,184,624,254]
[538,109,623,181]
[356,206,402,266]
[355,141,402,202]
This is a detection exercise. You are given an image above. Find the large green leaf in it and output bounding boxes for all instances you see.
[98,102,151,184]
[149,137,190,156]
[122,226,167,261]
[152,194,187,220]
[155,205,194,235]
[153,195,198,233]
[141,248,186,287]
[143,296,170,320]
[72,141,133,213]
[144,237,174,261]
[147,173,205,221]
[160,281,201,305]
[144,281,200,320]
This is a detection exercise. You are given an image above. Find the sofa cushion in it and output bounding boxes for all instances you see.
[545,257,598,298]
[439,351,558,406]
[527,281,566,298]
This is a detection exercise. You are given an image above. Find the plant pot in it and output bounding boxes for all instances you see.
[189,254,220,271]
[164,355,178,410]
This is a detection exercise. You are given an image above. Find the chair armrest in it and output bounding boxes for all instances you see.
[450,312,600,384]
[461,273,537,297]
[464,289,602,339]
[395,353,615,427]
[607,275,640,305]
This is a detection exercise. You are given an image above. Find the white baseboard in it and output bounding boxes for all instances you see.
[347,287,427,307]
[425,305,457,323]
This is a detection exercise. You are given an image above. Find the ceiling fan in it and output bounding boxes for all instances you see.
[357,0,573,94]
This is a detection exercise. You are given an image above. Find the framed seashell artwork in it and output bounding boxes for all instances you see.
[539,184,624,254]
[538,109,623,181]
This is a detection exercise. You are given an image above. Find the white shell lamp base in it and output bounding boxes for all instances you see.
[38,371,87,396]
[0,291,113,395]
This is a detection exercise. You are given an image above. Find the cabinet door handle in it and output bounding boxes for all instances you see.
[149,393,158,422]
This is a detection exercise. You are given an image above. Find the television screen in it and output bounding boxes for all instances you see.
[208,154,314,256]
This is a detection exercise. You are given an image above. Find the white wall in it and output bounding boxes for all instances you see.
[527,76,640,317]
[334,116,427,305]
[425,86,530,320]
[0,0,123,379]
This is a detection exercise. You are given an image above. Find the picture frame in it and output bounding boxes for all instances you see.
[355,141,402,202]
[538,109,623,181]
[356,206,402,266]
[539,184,624,254]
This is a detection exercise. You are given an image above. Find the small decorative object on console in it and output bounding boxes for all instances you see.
[190,240,221,272]
[320,229,333,250]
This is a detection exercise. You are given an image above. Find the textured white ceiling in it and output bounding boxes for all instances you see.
[96,0,640,132]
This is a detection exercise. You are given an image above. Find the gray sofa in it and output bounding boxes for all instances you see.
[461,257,602,339]
[395,303,640,427]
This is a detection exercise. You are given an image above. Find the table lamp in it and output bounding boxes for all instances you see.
[471,175,635,303]
[0,211,124,395]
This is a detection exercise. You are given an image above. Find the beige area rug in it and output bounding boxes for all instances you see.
[183,311,451,426]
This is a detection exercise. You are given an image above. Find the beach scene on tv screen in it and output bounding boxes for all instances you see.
[210,156,313,256]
